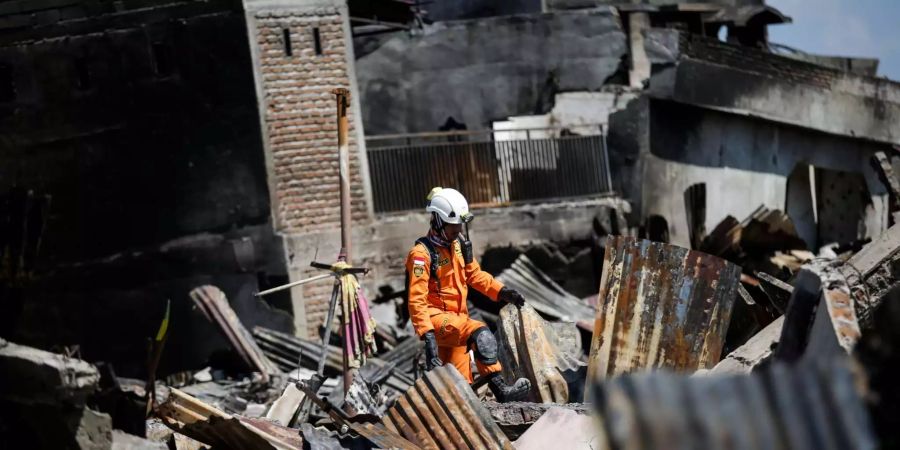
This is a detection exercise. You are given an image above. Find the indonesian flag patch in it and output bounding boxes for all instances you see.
[413,256,426,277]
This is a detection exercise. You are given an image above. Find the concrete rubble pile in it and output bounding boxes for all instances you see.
[4,214,900,449]
[5,0,900,447]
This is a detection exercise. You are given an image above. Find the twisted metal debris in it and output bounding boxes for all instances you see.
[496,303,585,403]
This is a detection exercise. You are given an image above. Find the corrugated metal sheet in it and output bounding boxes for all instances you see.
[294,380,420,450]
[253,326,343,374]
[497,254,595,330]
[496,304,585,403]
[590,359,876,450]
[382,365,514,450]
[348,422,422,450]
[587,236,741,380]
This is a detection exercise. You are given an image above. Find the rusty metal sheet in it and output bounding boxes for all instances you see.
[587,236,741,381]
[382,365,514,450]
[348,422,422,450]
[591,359,876,450]
[190,286,281,381]
[496,304,585,403]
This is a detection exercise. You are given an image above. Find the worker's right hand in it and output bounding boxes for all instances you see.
[499,287,526,308]
[422,330,443,371]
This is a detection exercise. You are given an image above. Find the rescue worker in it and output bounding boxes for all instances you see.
[406,187,531,402]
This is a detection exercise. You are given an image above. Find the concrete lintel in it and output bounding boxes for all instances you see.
[242,0,345,12]
[650,58,900,146]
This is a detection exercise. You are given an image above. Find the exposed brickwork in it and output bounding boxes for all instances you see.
[254,8,368,234]
[681,34,841,89]
[299,264,336,337]
[252,7,370,337]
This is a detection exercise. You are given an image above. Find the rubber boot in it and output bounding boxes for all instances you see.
[488,373,531,402]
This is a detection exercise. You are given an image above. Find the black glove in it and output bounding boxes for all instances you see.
[422,330,443,371]
[460,238,474,264]
[498,287,525,307]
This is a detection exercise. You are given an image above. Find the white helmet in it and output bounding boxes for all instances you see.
[426,187,473,225]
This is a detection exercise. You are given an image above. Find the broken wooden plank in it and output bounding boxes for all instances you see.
[756,271,793,314]
[756,271,794,294]
[737,284,756,305]
[709,316,784,374]
[157,388,302,450]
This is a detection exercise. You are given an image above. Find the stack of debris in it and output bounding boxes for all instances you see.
[690,206,821,355]
[5,212,900,450]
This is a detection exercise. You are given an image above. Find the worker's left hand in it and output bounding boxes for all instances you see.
[499,287,525,307]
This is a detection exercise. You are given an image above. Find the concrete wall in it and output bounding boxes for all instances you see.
[0,1,293,377]
[547,0,762,9]
[640,101,892,248]
[495,88,640,134]
[652,36,900,146]
[356,8,628,135]
[424,0,543,21]
[0,1,272,263]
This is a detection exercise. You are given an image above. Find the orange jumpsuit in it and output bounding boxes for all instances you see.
[406,239,504,383]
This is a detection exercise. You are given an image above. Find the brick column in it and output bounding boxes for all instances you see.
[243,0,372,337]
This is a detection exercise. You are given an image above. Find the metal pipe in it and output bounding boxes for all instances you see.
[254,273,332,297]
[333,88,352,263]
[318,283,341,376]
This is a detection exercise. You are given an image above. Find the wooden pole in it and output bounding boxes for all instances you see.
[332,88,354,396]
[333,88,351,264]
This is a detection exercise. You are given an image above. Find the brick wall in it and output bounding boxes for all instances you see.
[249,4,370,337]
[680,33,840,89]
[253,7,368,233]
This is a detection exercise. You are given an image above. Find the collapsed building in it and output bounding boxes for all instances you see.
[2,0,900,448]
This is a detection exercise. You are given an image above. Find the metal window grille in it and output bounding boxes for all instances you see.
[365,127,614,213]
